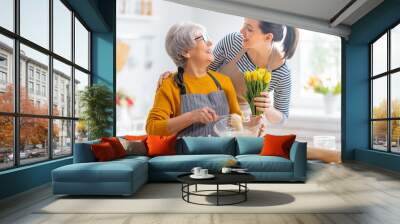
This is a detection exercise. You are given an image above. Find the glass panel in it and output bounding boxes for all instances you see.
[53,0,72,60]
[0,0,14,31]
[74,18,89,69]
[75,120,88,143]
[53,119,72,158]
[391,24,400,70]
[74,69,89,118]
[20,117,49,165]
[372,77,387,119]
[372,121,388,151]
[391,120,400,153]
[372,33,387,76]
[0,116,13,170]
[20,0,49,49]
[391,72,400,118]
[20,44,49,115]
[0,35,14,112]
[53,59,72,117]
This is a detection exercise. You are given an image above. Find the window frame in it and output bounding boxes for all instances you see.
[0,0,92,171]
[370,20,400,154]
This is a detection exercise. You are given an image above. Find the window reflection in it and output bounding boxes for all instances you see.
[53,0,72,60]
[74,18,89,69]
[20,0,49,49]
[20,44,49,115]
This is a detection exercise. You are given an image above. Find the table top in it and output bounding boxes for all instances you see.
[177,172,255,185]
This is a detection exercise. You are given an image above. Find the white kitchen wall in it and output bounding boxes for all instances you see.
[116,0,341,150]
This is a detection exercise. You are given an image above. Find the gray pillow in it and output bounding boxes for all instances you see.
[118,137,147,156]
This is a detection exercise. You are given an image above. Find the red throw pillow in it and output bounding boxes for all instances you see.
[101,137,127,158]
[146,135,177,157]
[260,134,296,159]
[91,142,117,161]
[124,135,147,141]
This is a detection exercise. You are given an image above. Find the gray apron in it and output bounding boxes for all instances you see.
[177,72,230,137]
[218,47,275,118]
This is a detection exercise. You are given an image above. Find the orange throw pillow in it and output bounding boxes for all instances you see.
[91,142,117,161]
[101,137,127,158]
[260,134,296,159]
[124,135,147,141]
[146,135,177,157]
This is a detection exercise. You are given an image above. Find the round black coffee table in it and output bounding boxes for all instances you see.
[177,173,255,206]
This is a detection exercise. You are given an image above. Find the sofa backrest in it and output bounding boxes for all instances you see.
[73,139,100,163]
[177,137,236,155]
[235,137,264,155]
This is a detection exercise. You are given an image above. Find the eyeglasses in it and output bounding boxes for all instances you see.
[194,33,210,42]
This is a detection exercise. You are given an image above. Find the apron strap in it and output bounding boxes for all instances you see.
[177,72,224,95]
[207,72,223,90]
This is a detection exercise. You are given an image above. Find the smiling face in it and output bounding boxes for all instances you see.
[240,18,273,49]
[184,30,214,67]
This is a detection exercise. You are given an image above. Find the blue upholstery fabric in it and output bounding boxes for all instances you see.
[53,138,307,196]
[149,154,235,172]
[236,155,293,172]
[235,137,264,155]
[52,158,148,195]
[177,137,236,155]
[73,140,100,163]
[289,141,307,181]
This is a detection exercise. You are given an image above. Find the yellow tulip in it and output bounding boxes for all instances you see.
[258,68,267,77]
[244,71,251,81]
[251,71,257,81]
[263,71,272,83]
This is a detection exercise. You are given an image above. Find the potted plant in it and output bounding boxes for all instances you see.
[306,75,341,114]
[79,84,114,140]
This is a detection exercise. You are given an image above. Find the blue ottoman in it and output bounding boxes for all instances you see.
[52,156,148,196]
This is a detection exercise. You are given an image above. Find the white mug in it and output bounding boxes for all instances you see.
[200,169,208,176]
[221,167,232,174]
[191,167,202,176]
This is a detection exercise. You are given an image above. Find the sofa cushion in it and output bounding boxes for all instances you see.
[52,158,147,183]
[236,155,293,172]
[147,135,177,156]
[177,137,236,155]
[235,137,264,155]
[73,140,100,163]
[149,154,235,172]
[119,137,148,156]
[91,142,118,161]
[101,137,127,158]
[260,134,296,159]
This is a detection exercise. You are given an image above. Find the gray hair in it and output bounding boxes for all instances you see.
[165,22,206,67]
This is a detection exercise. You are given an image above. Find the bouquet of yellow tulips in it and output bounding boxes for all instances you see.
[244,68,272,115]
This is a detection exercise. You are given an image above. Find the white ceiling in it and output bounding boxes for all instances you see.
[165,0,384,38]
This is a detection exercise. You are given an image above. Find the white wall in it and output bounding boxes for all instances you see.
[116,0,341,150]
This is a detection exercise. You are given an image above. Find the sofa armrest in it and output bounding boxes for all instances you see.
[73,140,100,163]
[289,141,307,181]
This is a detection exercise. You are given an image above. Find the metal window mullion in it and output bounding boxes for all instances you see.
[387,30,391,152]
[13,0,20,167]
[48,0,53,160]
[71,11,76,156]
[370,45,373,149]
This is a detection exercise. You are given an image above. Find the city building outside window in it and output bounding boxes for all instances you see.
[0,0,91,170]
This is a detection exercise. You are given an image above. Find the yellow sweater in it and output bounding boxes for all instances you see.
[146,70,241,135]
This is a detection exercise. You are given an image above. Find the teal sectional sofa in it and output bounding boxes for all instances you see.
[52,137,307,196]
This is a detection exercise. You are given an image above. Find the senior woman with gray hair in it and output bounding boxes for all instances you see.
[146,22,241,137]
